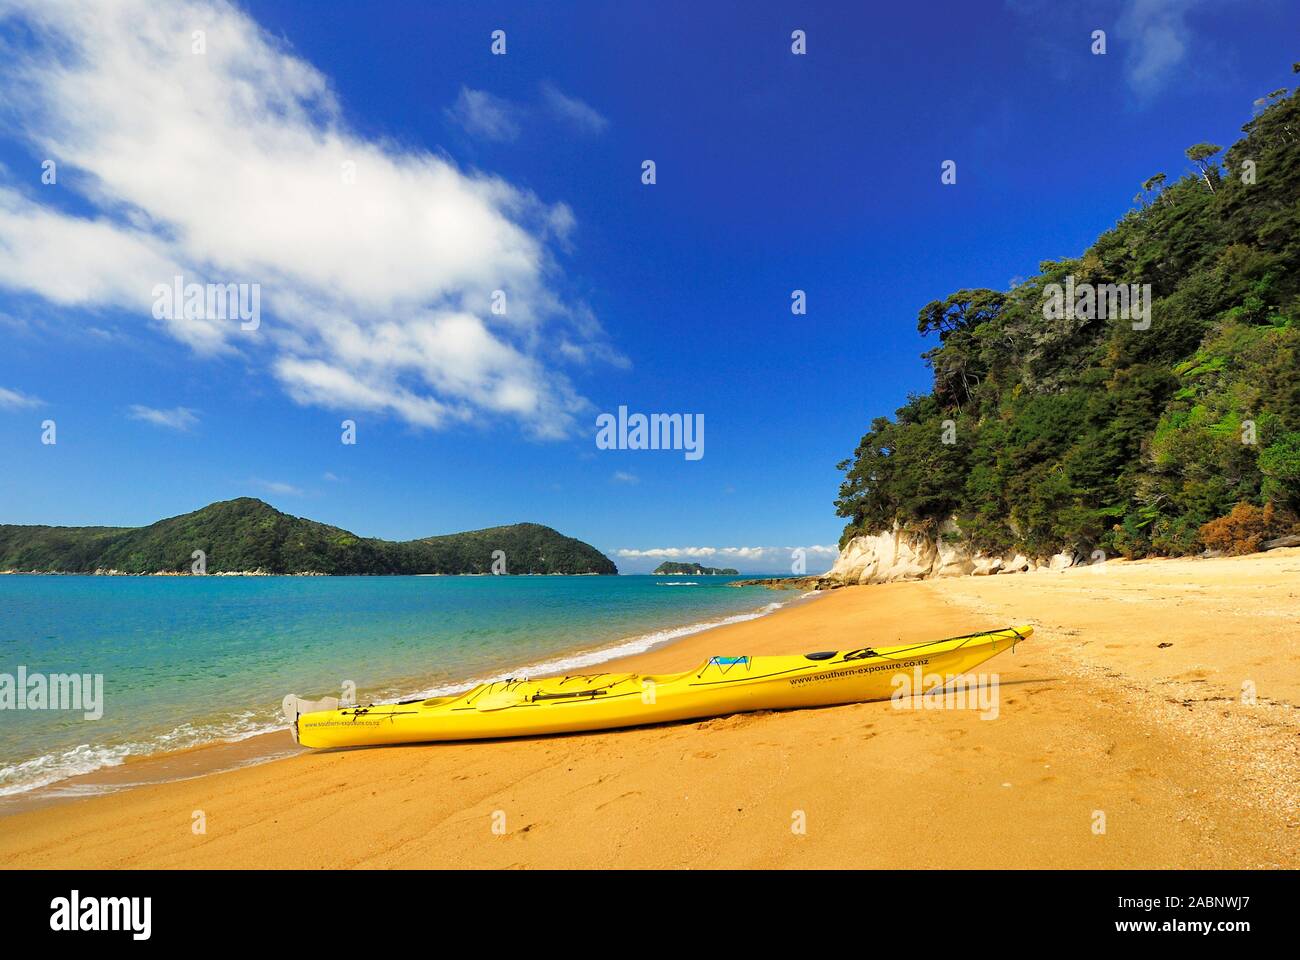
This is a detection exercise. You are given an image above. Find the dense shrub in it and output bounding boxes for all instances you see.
[1198,503,1296,555]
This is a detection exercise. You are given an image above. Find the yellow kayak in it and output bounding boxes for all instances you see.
[282,625,1031,748]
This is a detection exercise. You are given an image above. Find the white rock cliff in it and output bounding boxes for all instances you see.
[825,521,1078,586]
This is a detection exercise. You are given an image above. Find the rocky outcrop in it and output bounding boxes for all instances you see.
[825,521,1080,586]
[728,575,827,590]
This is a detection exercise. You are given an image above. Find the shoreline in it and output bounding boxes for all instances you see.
[0,588,818,815]
[1,549,1295,868]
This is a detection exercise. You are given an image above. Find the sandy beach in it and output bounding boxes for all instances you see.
[1,550,1297,869]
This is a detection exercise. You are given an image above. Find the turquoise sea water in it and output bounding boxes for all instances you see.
[0,575,788,795]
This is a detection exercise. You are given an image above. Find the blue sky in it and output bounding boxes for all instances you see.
[0,0,1296,573]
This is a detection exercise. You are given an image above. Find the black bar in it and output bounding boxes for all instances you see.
[0,869,1285,945]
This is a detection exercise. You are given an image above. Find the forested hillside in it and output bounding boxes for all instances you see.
[836,67,1300,559]
[0,498,617,575]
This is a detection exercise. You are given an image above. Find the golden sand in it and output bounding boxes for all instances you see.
[1,549,1296,868]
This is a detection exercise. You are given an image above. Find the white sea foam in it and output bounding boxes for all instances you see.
[0,742,134,797]
[0,714,287,797]
[656,581,699,586]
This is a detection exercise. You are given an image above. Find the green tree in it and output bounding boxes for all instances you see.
[1185,142,1223,192]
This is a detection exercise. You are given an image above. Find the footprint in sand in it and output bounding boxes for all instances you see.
[595,791,642,811]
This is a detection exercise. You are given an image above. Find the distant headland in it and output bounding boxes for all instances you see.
[0,498,617,576]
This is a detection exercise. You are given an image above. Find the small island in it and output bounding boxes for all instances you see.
[652,561,739,576]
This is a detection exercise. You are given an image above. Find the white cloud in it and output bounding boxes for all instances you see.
[541,83,608,135]
[1116,0,1209,98]
[126,404,199,431]
[445,86,521,142]
[612,470,639,484]
[617,545,839,560]
[252,478,304,496]
[0,386,42,409]
[0,0,617,438]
